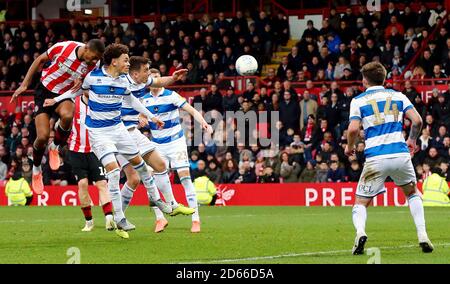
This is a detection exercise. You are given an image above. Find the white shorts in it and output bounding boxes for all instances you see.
[356,155,416,198]
[88,123,140,166]
[117,127,156,168]
[150,138,190,170]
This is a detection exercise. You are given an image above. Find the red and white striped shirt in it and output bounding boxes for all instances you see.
[68,96,91,153]
[41,41,98,95]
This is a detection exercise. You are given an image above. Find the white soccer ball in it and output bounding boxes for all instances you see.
[235,55,258,76]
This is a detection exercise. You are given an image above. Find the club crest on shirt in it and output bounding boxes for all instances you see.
[153,106,159,113]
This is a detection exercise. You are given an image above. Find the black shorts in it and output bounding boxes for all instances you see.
[34,82,73,116]
[67,151,106,183]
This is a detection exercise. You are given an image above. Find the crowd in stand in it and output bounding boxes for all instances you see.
[0,2,450,185]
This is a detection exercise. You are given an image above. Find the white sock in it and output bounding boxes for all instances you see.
[352,204,367,235]
[133,161,161,202]
[49,141,58,150]
[152,207,166,220]
[106,168,125,223]
[180,176,200,222]
[408,194,427,239]
[33,165,41,174]
[154,170,179,208]
[120,183,135,212]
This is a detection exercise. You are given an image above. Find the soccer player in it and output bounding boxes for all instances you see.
[117,56,195,220]
[142,68,213,233]
[67,94,114,232]
[47,44,171,239]
[10,39,105,194]
[345,62,433,255]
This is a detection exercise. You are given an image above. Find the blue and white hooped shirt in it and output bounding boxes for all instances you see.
[349,86,414,161]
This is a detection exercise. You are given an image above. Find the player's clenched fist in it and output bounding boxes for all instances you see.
[151,117,165,129]
[43,98,57,107]
[344,145,355,157]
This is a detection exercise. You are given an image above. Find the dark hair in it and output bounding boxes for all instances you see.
[149,68,161,75]
[431,167,444,176]
[103,43,129,65]
[361,62,387,86]
[87,39,105,55]
[129,56,150,72]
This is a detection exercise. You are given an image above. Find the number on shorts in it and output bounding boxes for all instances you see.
[176,151,188,162]
[368,97,399,125]
[99,167,106,176]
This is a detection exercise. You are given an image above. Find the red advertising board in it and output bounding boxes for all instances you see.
[0,183,419,207]
[0,95,35,113]
[415,85,448,104]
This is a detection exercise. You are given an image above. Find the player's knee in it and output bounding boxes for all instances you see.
[59,114,73,128]
[152,160,167,173]
[401,182,417,197]
[35,133,50,146]
[178,169,190,179]
[78,179,89,189]
[128,173,140,189]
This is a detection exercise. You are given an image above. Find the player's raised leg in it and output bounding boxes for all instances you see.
[119,159,140,212]
[49,101,75,170]
[144,150,195,216]
[118,158,169,233]
[32,113,51,194]
[127,154,172,214]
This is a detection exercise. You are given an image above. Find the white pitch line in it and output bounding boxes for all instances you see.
[177,242,450,264]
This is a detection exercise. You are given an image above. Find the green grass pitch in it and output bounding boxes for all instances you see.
[0,206,449,264]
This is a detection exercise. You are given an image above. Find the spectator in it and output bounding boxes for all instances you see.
[347,160,362,182]
[299,90,318,131]
[0,157,6,180]
[193,175,217,206]
[258,165,280,183]
[298,160,316,182]
[192,160,207,180]
[222,86,240,112]
[206,159,221,184]
[315,161,329,183]
[4,170,33,206]
[277,151,301,183]
[192,87,208,112]
[424,147,445,169]
[221,159,239,184]
[277,56,291,80]
[235,161,256,184]
[327,161,345,182]
[279,91,300,131]
[189,150,200,171]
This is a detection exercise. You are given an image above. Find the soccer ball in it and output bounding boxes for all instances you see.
[235,55,258,76]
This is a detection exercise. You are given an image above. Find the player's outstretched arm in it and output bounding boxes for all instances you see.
[150,69,188,87]
[405,107,423,156]
[43,88,84,107]
[181,103,213,134]
[10,52,49,103]
[126,93,164,128]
